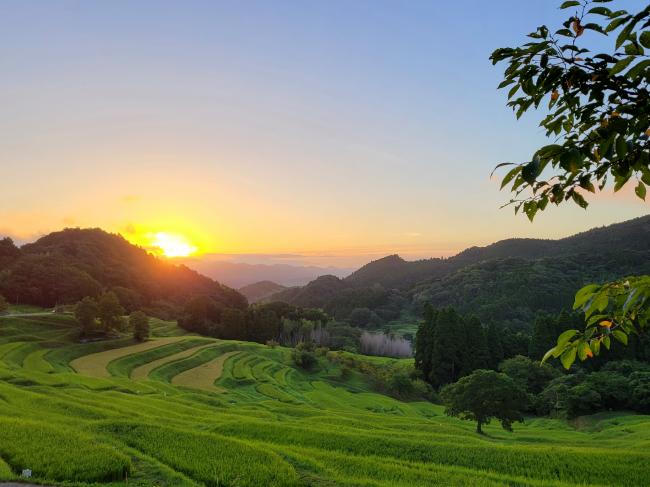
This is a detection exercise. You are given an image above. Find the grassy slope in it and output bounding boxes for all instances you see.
[0,313,648,486]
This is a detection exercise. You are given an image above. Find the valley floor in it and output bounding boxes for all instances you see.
[0,312,649,486]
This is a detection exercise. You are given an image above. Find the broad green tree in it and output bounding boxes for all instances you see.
[98,291,125,332]
[130,311,150,342]
[491,0,650,367]
[440,369,527,434]
[75,296,98,336]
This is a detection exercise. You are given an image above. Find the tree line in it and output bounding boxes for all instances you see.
[74,291,149,342]
[415,304,650,433]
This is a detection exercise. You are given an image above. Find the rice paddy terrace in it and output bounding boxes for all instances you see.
[1,311,649,486]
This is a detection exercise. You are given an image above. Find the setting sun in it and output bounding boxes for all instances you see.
[151,232,198,257]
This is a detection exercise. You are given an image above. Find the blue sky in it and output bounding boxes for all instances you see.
[1,0,647,265]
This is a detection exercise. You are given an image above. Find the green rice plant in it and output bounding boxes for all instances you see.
[149,344,236,383]
[275,445,576,487]
[107,338,210,377]
[2,342,42,368]
[0,457,13,480]
[46,337,135,372]
[257,383,300,404]
[97,421,300,487]
[0,417,131,482]
[212,417,650,486]
[22,348,54,373]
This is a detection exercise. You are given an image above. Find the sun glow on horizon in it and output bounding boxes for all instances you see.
[151,232,198,257]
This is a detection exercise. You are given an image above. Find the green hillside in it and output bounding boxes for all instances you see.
[0,312,649,486]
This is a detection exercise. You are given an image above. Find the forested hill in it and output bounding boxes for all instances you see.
[0,228,246,315]
[270,215,650,330]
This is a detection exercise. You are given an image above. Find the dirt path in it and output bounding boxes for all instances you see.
[171,351,239,392]
[131,342,216,380]
[70,336,187,377]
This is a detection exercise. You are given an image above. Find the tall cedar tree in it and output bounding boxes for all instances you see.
[429,308,467,387]
[486,322,505,369]
[462,315,490,376]
[414,304,437,381]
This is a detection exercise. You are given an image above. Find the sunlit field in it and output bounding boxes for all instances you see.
[0,311,648,487]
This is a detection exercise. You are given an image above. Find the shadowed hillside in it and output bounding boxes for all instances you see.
[0,228,247,314]
[239,280,289,303]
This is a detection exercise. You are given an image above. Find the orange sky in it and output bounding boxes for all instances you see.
[1,1,648,267]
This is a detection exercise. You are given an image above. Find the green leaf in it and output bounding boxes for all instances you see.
[587,313,608,326]
[588,6,612,16]
[574,284,600,309]
[500,166,522,189]
[585,292,609,316]
[557,329,579,347]
[521,157,541,184]
[616,22,635,49]
[560,346,577,370]
[571,191,588,209]
[560,1,580,8]
[541,347,556,364]
[614,173,631,192]
[636,181,647,200]
[609,56,635,75]
[627,59,650,79]
[498,79,515,89]
[606,17,629,33]
[625,42,644,56]
[640,31,650,49]
[577,341,592,361]
[590,339,601,356]
[603,335,611,350]
[612,329,628,345]
[616,135,628,158]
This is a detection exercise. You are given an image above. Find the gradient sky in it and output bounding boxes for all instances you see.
[1,0,647,266]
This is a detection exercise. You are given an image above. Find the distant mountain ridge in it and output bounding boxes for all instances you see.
[239,281,289,304]
[174,256,353,288]
[270,215,650,330]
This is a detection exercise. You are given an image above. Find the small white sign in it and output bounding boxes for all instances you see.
[21,468,32,478]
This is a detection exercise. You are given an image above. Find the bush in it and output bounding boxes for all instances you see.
[315,346,329,356]
[630,372,650,413]
[291,344,318,370]
[129,310,150,342]
[586,371,631,411]
[499,355,560,394]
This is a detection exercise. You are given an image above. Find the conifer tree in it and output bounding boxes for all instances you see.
[462,315,490,375]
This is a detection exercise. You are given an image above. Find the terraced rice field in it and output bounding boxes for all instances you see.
[0,312,649,486]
